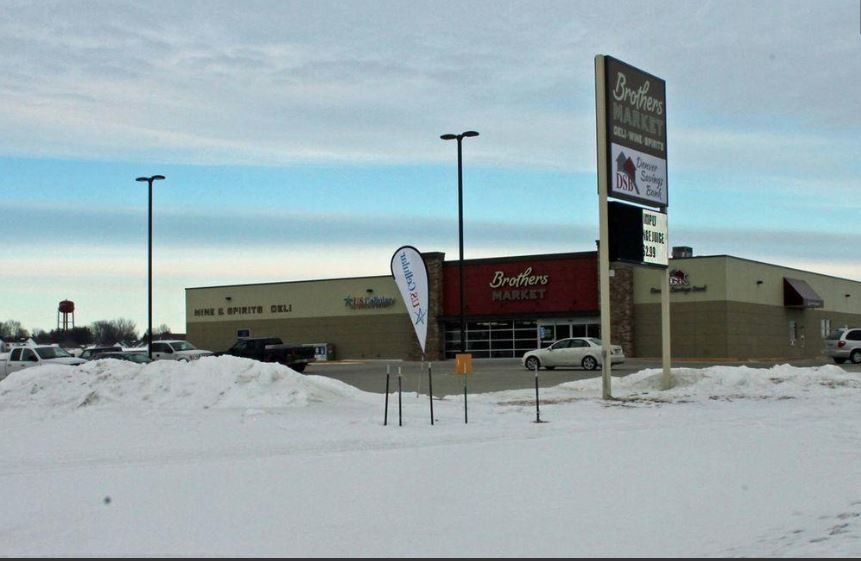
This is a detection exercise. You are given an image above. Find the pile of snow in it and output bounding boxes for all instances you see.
[615,363,861,399]
[490,363,861,406]
[2,358,859,414]
[0,355,367,411]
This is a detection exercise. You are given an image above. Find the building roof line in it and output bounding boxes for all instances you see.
[673,254,861,285]
[186,274,394,291]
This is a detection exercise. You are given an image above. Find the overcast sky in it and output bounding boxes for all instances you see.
[2,0,860,335]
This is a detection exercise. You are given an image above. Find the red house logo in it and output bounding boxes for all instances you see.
[669,269,689,288]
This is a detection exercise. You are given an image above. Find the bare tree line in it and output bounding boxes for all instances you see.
[0,319,176,347]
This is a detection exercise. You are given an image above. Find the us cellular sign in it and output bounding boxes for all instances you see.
[604,56,668,209]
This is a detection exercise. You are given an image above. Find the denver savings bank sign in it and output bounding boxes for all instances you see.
[489,267,549,301]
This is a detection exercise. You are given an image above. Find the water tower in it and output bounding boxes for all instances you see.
[58,300,75,331]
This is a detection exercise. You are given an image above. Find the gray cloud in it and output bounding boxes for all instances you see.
[0,0,857,177]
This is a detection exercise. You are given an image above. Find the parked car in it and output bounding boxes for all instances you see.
[521,337,625,371]
[824,327,861,364]
[0,345,87,378]
[80,345,124,360]
[98,351,153,364]
[217,337,316,373]
[149,340,213,362]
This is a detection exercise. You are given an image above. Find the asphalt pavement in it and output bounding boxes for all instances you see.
[305,356,850,396]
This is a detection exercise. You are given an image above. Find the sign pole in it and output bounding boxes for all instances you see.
[595,54,613,400]
[661,266,672,388]
[598,54,669,399]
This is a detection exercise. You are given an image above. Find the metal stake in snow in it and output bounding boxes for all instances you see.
[384,364,390,426]
[428,362,434,426]
[398,366,403,427]
[534,361,540,422]
[464,371,468,424]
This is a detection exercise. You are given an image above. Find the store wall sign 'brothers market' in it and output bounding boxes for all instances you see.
[489,267,549,301]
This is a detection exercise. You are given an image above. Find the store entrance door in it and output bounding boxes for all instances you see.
[539,322,571,348]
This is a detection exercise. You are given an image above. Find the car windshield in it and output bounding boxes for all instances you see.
[35,347,72,359]
[826,329,848,340]
[587,338,603,347]
[170,341,197,352]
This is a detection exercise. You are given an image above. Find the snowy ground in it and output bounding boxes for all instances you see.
[1,356,860,557]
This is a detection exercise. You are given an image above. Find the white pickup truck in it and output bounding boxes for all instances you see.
[0,345,86,379]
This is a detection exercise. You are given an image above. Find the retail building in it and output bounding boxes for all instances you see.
[186,249,861,362]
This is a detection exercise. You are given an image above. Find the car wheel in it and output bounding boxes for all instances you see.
[178,358,189,363]
[582,356,598,371]
[292,363,306,373]
[851,350,861,365]
[833,357,847,364]
[524,356,541,371]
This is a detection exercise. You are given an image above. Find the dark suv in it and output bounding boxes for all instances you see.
[824,328,861,364]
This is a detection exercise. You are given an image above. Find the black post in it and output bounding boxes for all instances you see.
[147,179,152,359]
[384,364,390,426]
[464,374,468,424]
[535,366,541,423]
[136,175,165,360]
[384,373,390,426]
[457,137,465,355]
[398,367,403,427]
[440,131,478,358]
[428,362,434,425]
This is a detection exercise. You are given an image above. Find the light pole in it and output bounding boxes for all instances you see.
[136,175,166,359]
[440,131,479,356]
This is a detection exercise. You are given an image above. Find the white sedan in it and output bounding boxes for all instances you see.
[521,337,625,371]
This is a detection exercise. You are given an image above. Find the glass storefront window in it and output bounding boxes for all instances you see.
[444,319,598,359]
[467,341,490,351]
[514,329,537,340]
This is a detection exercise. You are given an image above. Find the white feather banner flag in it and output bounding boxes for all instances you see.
[390,245,429,354]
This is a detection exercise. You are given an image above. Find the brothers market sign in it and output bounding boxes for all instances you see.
[603,56,668,209]
[489,267,549,301]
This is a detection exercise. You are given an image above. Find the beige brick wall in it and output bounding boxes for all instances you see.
[635,300,861,360]
[187,314,417,360]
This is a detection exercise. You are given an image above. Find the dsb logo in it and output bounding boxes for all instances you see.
[615,171,635,192]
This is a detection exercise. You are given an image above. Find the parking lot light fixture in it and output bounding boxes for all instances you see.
[136,175,166,359]
[440,131,479,356]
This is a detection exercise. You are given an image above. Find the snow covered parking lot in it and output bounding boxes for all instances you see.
[1,355,860,557]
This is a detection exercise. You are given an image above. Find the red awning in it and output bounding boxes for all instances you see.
[783,277,824,308]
